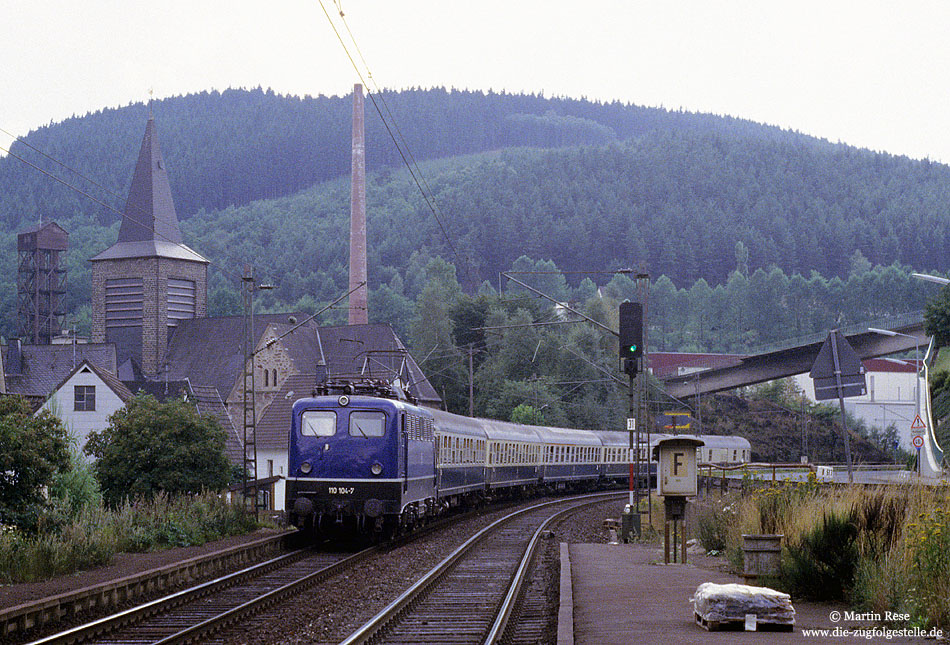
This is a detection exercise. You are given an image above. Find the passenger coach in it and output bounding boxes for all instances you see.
[286,388,752,538]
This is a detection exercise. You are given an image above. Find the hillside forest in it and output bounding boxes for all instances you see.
[1,88,948,448]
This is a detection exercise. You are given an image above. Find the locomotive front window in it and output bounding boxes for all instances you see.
[301,410,336,436]
[349,411,386,437]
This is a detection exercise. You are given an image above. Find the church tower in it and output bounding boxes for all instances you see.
[90,116,208,378]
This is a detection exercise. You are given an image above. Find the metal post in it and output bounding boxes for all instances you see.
[664,519,671,564]
[468,344,475,417]
[681,518,687,564]
[629,372,637,508]
[830,330,854,483]
[241,267,259,520]
[637,271,651,527]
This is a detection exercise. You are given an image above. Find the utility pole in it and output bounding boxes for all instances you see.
[241,266,274,519]
[468,343,475,417]
[241,267,259,520]
[636,272,651,527]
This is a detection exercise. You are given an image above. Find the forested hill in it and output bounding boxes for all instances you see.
[3,87,950,345]
[1,86,804,233]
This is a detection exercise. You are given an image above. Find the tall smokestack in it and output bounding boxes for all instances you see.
[348,84,369,325]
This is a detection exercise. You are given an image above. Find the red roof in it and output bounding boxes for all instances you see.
[649,352,745,378]
[862,358,921,373]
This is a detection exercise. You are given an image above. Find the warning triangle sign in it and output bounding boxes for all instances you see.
[911,414,926,430]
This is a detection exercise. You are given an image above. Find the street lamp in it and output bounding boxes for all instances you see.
[912,272,950,286]
[867,327,921,422]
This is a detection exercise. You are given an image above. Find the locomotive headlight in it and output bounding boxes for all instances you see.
[300,461,312,474]
[371,462,383,476]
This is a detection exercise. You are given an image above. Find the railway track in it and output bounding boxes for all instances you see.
[340,492,621,645]
[29,545,373,645]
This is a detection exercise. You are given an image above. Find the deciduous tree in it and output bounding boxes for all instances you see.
[0,396,70,530]
[85,394,231,506]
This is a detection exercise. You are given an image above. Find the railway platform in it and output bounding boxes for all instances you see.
[559,541,930,644]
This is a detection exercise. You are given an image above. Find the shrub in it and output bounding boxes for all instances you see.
[905,507,950,627]
[694,499,735,552]
[0,492,258,583]
[784,508,859,601]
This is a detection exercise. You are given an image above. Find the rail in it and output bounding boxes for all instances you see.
[1,530,292,640]
[340,492,622,645]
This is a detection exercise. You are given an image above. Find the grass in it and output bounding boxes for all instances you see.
[694,480,950,630]
[0,492,259,584]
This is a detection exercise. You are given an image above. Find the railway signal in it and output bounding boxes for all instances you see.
[619,302,643,375]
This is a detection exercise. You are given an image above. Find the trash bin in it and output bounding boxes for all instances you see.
[742,534,783,582]
[621,505,641,542]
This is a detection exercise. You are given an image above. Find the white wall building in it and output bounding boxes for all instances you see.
[792,358,923,451]
[38,359,133,456]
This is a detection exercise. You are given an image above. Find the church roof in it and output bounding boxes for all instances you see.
[162,313,314,398]
[161,318,441,407]
[90,117,207,263]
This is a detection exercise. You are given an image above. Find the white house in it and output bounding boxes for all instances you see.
[39,359,133,456]
[792,358,923,451]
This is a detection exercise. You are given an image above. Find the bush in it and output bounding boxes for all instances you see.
[784,509,859,601]
[905,507,950,627]
[85,394,232,506]
[0,492,258,583]
[694,499,735,552]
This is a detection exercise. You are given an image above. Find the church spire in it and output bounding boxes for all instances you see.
[117,116,183,245]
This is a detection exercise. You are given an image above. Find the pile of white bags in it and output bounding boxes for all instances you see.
[693,582,795,626]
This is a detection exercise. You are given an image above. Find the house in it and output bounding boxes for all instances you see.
[792,357,923,451]
[38,359,133,456]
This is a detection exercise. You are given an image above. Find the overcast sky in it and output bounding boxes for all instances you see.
[3,1,950,162]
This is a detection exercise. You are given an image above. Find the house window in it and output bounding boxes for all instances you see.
[263,369,269,387]
[74,385,96,411]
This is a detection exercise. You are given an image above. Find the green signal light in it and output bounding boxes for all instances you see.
[628,345,638,352]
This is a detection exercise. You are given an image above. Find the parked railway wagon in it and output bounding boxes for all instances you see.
[285,387,751,537]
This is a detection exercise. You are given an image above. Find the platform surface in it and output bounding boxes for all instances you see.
[565,542,929,644]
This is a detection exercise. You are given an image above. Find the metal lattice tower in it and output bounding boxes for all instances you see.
[241,266,260,518]
[17,222,68,344]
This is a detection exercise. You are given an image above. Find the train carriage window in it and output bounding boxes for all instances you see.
[349,411,386,437]
[301,410,336,436]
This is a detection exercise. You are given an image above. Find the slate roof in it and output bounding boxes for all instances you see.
[2,343,118,398]
[257,374,317,451]
[89,117,206,264]
[190,384,243,463]
[649,352,746,379]
[162,313,314,398]
[84,361,134,402]
[123,379,194,402]
[46,359,134,404]
[163,318,439,406]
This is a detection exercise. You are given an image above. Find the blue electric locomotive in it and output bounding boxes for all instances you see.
[286,393,436,535]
